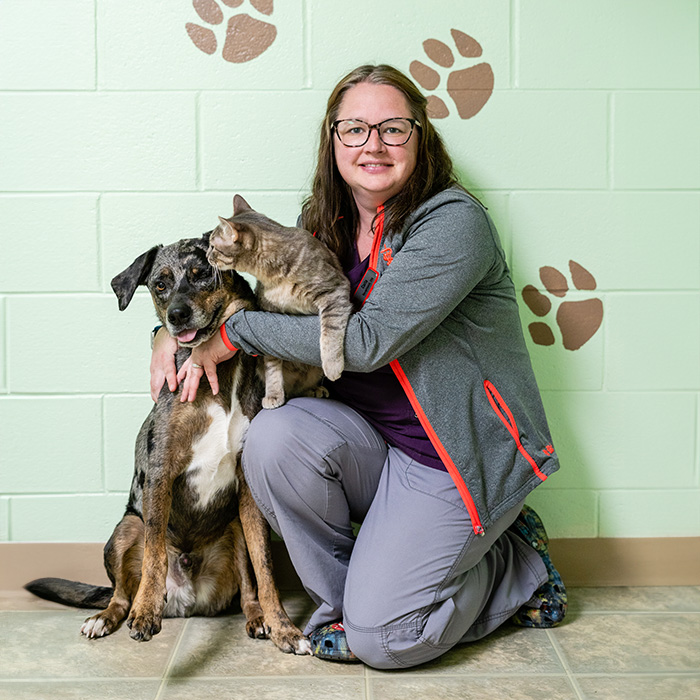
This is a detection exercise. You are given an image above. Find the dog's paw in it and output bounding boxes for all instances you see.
[186,0,277,64]
[522,260,604,351]
[262,393,285,410]
[409,28,494,120]
[81,613,117,639]
[269,625,314,655]
[126,605,162,642]
[246,615,271,640]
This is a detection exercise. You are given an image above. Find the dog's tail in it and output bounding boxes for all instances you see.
[24,578,113,609]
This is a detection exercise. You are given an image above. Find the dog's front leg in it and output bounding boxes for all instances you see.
[127,459,177,642]
[237,477,312,655]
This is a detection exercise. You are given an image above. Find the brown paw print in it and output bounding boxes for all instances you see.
[522,261,604,351]
[186,0,276,63]
[410,29,494,119]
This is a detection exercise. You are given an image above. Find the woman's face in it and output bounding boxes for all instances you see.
[333,82,419,210]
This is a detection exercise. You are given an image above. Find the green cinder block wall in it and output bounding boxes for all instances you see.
[1,0,698,542]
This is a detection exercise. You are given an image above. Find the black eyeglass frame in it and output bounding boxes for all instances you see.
[332,117,422,147]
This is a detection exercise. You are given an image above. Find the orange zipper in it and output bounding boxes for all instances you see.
[390,359,486,536]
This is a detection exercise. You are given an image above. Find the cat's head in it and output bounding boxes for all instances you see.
[207,194,258,270]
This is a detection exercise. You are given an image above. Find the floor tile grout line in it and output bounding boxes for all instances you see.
[571,671,700,678]
[546,629,586,700]
[364,664,372,699]
[154,617,191,698]
[572,610,700,617]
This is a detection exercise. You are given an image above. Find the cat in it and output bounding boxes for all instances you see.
[208,195,352,409]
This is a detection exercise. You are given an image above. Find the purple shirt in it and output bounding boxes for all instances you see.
[327,247,445,471]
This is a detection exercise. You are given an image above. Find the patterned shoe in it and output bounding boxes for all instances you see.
[308,622,361,663]
[509,505,568,628]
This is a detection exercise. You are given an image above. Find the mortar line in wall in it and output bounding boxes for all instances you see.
[694,393,700,488]
[93,0,98,90]
[100,395,107,493]
[5,289,700,297]
[95,195,104,290]
[607,92,614,190]
[510,0,518,89]
[5,88,700,95]
[195,91,202,191]
[302,0,312,88]
[4,188,699,196]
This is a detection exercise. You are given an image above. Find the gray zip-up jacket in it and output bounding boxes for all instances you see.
[223,187,559,535]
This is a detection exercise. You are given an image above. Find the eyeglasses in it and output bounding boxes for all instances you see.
[332,117,421,147]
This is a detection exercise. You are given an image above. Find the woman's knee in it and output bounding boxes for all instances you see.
[344,621,444,670]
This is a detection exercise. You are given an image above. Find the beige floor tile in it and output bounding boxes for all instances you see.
[369,675,578,700]
[169,614,363,678]
[0,680,161,700]
[161,677,366,699]
[0,590,70,612]
[569,586,700,613]
[0,610,183,679]
[552,613,700,673]
[368,625,564,676]
[577,675,700,700]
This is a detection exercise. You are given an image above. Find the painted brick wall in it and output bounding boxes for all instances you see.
[1,0,698,542]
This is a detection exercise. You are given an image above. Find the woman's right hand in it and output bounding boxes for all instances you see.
[150,327,179,401]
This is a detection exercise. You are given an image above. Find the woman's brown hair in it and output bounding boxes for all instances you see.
[301,64,462,265]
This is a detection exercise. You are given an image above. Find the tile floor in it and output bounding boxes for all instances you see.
[1,586,699,700]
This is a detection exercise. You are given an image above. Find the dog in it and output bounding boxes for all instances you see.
[25,233,312,655]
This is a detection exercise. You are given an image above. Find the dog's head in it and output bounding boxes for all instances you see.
[111,233,255,347]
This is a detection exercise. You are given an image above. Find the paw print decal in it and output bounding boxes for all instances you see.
[522,261,604,351]
[410,29,494,119]
[186,0,276,63]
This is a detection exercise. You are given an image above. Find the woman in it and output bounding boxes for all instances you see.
[151,64,567,669]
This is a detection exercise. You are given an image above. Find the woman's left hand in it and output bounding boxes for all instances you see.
[177,331,237,402]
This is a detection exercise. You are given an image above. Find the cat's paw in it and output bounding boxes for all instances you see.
[322,359,344,382]
[409,29,494,120]
[186,0,276,64]
[262,393,285,410]
[522,261,604,351]
[304,385,329,399]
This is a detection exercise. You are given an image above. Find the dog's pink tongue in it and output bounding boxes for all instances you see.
[177,329,197,343]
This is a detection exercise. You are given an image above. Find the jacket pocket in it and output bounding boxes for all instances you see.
[483,380,549,482]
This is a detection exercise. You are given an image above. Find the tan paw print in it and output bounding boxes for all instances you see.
[522,261,604,351]
[410,29,494,119]
[186,0,276,63]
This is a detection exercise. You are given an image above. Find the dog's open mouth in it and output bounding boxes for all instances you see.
[176,329,199,343]
[171,305,223,347]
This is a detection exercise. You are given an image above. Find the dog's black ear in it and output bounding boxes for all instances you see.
[111,246,161,311]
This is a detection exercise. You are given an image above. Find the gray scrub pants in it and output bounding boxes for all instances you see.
[241,397,547,669]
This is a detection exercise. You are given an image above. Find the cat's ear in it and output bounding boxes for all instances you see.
[218,216,240,242]
[232,194,252,215]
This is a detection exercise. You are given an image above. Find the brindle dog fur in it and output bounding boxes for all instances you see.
[25,234,311,655]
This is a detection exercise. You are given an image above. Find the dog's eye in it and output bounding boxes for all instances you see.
[155,282,166,292]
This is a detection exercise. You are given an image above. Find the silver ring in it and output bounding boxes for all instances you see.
[191,363,203,369]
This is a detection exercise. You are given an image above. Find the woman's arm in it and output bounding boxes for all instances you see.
[224,194,501,372]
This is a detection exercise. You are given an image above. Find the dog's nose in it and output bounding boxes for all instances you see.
[168,304,193,327]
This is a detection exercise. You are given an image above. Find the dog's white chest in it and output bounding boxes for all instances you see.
[186,397,249,509]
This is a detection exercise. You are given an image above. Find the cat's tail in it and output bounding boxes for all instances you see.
[24,577,113,609]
